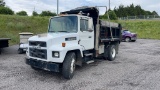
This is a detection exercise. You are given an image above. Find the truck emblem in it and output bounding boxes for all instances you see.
[65,37,77,41]
[33,44,41,49]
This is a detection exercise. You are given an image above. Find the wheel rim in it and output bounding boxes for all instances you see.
[125,38,130,42]
[111,48,116,58]
[70,57,75,73]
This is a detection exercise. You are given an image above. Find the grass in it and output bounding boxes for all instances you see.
[0,15,160,45]
[0,15,50,45]
[117,20,160,40]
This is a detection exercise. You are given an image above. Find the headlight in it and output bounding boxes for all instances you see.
[52,51,59,58]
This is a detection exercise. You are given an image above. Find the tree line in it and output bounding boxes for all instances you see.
[0,0,57,16]
[114,4,158,17]
[101,3,159,20]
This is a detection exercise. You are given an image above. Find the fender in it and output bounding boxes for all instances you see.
[125,35,131,38]
[48,43,84,63]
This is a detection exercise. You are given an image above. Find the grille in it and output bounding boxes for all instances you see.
[29,41,46,47]
[133,34,137,37]
[29,48,47,59]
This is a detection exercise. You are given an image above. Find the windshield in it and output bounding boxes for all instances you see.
[49,16,78,33]
[124,30,131,33]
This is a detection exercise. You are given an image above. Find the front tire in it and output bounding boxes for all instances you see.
[62,52,76,79]
[125,37,131,42]
[107,45,116,61]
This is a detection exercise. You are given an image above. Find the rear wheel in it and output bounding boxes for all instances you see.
[107,45,116,61]
[62,52,76,79]
[125,37,131,42]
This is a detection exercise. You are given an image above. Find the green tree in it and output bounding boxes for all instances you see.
[0,0,5,7]
[109,11,118,20]
[32,11,38,16]
[40,11,56,16]
[128,4,136,16]
[145,11,152,15]
[0,6,14,15]
[113,4,159,17]
[152,11,158,15]
[135,5,143,15]
[100,10,118,20]
[16,11,28,16]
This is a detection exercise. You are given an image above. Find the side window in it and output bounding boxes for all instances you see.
[80,19,88,31]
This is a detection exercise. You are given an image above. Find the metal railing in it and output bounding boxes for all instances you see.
[119,15,160,20]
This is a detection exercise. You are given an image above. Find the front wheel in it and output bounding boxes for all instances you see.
[62,52,76,79]
[125,37,131,42]
[107,45,116,61]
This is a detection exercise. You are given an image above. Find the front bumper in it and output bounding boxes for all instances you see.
[131,37,137,40]
[25,58,60,72]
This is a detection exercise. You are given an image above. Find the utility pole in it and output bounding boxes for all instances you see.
[109,0,110,10]
[57,0,59,15]
[34,6,35,12]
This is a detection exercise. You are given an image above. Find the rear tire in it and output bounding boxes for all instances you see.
[107,45,116,61]
[62,52,76,79]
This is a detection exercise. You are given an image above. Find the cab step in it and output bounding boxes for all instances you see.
[84,53,93,56]
[86,60,94,64]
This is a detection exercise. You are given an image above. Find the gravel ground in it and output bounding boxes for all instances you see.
[0,39,160,90]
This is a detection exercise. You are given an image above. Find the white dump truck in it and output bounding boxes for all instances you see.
[25,6,122,79]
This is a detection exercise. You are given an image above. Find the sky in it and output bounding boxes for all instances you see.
[4,0,160,16]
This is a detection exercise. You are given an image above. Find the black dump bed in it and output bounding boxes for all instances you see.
[99,20,122,42]
[61,6,122,42]
[61,6,99,27]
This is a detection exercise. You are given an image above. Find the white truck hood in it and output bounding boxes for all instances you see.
[28,33,79,47]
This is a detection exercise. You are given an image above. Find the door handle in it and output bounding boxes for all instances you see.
[89,36,92,38]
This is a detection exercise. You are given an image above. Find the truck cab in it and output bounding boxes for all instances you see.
[26,7,122,79]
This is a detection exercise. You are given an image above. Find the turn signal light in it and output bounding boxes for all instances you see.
[62,43,66,47]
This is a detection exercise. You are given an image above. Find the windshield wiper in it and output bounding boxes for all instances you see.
[49,30,70,33]
[49,31,55,33]
[57,31,69,33]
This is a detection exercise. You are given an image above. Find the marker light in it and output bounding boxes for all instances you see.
[62,43,66,47]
